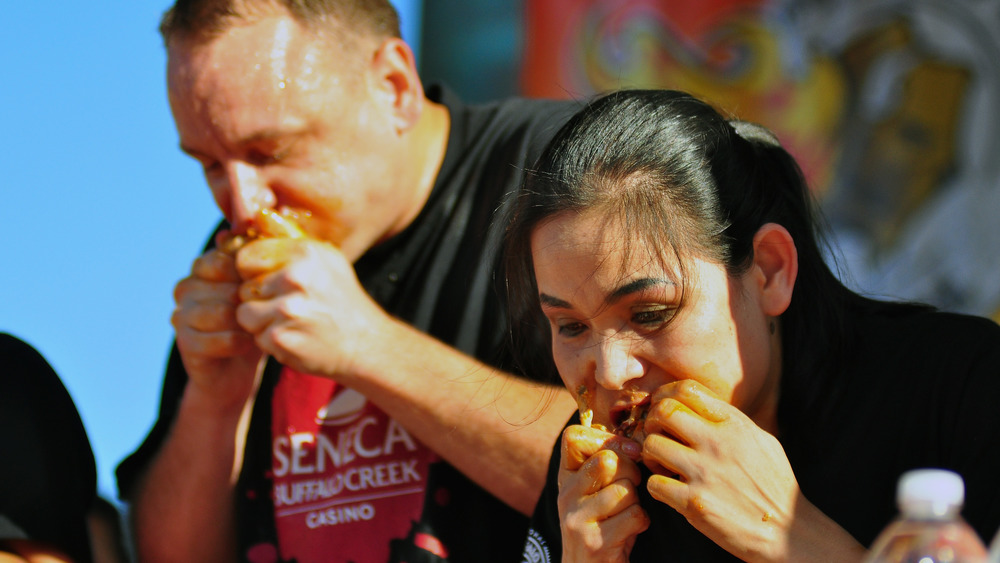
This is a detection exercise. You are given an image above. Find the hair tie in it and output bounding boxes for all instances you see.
[730,120,780,148]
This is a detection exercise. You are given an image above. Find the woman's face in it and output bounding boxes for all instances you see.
[530,208,782,433]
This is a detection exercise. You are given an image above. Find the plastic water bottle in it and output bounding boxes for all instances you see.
[988,527,1000,562]
[863,469,988,563]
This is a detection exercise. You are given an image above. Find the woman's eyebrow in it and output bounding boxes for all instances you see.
[539,293,572,309]
[607,278,672,304]
[539,278,673,310]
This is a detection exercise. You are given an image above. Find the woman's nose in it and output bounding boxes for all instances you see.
[592,332,644,390]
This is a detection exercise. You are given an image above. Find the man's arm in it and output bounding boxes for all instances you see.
[237,238,577,515]
[128,384,249,563]
[128,249,264,563]
[345,316,575,514]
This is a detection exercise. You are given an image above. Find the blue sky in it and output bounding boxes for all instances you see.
[0,1,420,503]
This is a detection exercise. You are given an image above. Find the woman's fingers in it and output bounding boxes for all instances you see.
[567,448,643,494]
[562,425,643,472]
[650,379,730,423]
[646,472,709,516]
[641,430,693,480]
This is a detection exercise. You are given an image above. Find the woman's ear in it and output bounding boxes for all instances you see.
[368,37,424,134]
[751,223,798,316]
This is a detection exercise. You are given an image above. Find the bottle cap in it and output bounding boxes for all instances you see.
[897,469,965,517]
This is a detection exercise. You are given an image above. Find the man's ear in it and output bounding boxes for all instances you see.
[751,223,798,316]
[368,37,423,133]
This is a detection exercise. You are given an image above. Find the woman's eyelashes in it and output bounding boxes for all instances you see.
[555,319,587,338]
[632,305,677,329]
[550,304,676,339]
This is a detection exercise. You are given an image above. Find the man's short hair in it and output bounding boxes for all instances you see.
[160,0,401,44]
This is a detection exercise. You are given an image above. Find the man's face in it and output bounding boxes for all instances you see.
[167,13,402,260]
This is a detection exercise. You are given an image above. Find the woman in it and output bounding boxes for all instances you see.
[503,90,1000,562]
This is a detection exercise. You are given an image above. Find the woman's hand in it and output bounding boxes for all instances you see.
[558,425,649,563]
[640,380,864,562]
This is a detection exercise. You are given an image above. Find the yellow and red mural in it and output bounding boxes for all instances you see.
[520,0,1000,322]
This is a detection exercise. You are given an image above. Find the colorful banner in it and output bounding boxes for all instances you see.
[521,0,1000,321]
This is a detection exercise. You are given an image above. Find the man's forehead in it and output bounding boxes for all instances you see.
[167,15,339,105]
[170,16,303,74]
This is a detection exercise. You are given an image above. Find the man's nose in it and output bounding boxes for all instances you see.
[592,333,645,390]
[226,161,275,232]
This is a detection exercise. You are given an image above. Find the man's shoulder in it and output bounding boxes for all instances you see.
[428,83,581,139]
[472,94,581,133]
[427,83,581,112]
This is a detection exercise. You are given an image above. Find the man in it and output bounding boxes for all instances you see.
[116,1,579,562]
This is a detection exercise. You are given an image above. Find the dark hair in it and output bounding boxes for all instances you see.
[503,89,928,429]
[160,0,401,44]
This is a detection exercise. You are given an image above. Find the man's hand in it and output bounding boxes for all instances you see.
[233,237,390,380]
[171,243,265,412]
[557,425,649,563]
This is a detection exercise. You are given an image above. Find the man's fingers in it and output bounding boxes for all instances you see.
[190,250,241,283]
[238,277,271,303]
[173,298,240,333]
[235,238,301,279]
[174,324,256,358]
[257,208,306,239]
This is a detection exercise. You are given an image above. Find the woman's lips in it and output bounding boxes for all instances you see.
[611,395,650,439]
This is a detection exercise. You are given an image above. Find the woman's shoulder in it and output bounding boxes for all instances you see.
[860,307,1000,349]
[844,307,1000,392]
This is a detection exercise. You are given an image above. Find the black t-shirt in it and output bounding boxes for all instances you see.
[0,333,96,563]
[117,86,580,563]
[522,310,1000,562]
